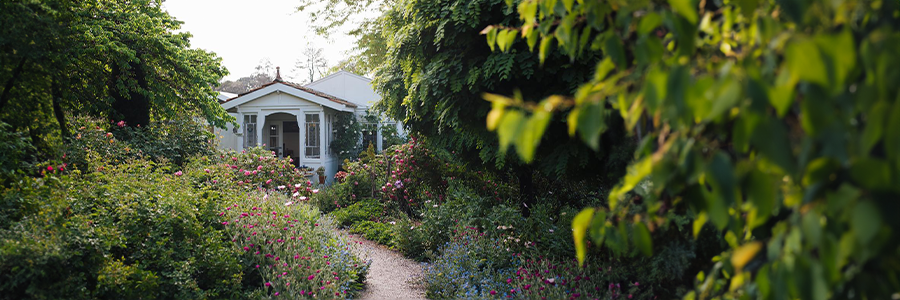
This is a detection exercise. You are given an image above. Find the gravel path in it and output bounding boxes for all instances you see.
[340,231,426,300]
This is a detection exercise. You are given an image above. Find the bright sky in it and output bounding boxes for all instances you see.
[163,0,361,82]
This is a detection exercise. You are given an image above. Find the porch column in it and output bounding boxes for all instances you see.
[257,113,265,148]
[296,112,305,165]
[319,110,326,161]
[376,123,383,152]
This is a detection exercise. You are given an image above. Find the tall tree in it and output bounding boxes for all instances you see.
[293,43,328,83]
[0,0,231,136]
[216,59,276,94]
[369,0,633,215]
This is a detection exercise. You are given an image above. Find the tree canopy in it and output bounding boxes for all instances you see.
[482,0,900,298]
[0,0,231,140]
[371,0,632,181]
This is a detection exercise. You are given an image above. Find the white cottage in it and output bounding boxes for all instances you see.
[214,69,401,184]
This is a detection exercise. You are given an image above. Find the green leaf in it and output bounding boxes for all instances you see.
[633,222,653,256]
[786,38,828,87]
[814,30,857,90]
[706,78,742,121]
[518,1,538,21]
[735,0,758,18]
[609,156,653,210]
[747,167,776,228]
[577,101,608,150]
[708,152,737,206]
[602,34,627,68]
[751,117,797,175]
[539,37,553,65]
[572,208,595,266]
[525,27,539,51]
[693,211,709,238]
[852,201,881,245]
[486,27,498,52]
[669,0,698,24]
[802,157,840,186]
[885,96,900,163]
[768,83,795,117]
[594,57,616,81]
[497,110,525,152]
[861,101,888,155]
[562,0,575,12]
[515,110,552,162]
[638,12,663,36]
[802,210,822,247]
[849,157,893,190]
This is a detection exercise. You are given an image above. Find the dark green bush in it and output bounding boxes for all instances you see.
[349,221,396,249]
[330,198,383,227]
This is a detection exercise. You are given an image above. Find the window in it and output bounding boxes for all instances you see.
[268,124,278,149]
[243,114,257,148]
[305,114,320,158]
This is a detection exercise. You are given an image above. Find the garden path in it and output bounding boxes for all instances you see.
[341,231,426,300]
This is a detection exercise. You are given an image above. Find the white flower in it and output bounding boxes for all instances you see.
[312,189,319,194]
[285,201,293,206]
[299,196,308,201]
[292,192,300,197]
[277,185,286,190]
[263,194,269,200]
[549,229,555,233]
[294,183,302,188]
[389,221,396,225]
[432,204,438,208]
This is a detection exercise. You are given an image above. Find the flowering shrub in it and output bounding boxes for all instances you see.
[187,147,316,196]
[425,225,656,300]
[65,116,214,169]
[217,191,368,298]
[0,142,367,299]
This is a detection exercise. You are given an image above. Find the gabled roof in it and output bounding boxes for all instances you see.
[220,79,358,112]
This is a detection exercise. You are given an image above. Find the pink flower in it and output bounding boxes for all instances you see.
[47,165,53,171]
[117,120,126,127]
[265,282,272,287]
[308,275,315,280]
[490,290,497,295]
[174,171,183,176]
[204,169,210,173]
[274,292,280,296]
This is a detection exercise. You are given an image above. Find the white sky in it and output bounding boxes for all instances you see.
[163,0,362,82]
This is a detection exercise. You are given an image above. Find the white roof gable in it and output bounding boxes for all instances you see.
[220,82,356,112]
[304,70,380,107]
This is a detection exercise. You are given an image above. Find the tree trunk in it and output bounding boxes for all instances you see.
[516,165,536,217]
[51,77,70,137]
[110,61,151,127]
[0,57,27,111]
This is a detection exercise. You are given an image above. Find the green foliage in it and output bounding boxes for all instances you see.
[331,198,383,227]
[372,0,628,177]
[349,221,397,248]
[330,113,364,161]
[486,0,900,298]
[0,122,34,184]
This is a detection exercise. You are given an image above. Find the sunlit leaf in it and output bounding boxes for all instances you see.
[731,241,762,272]
[572,208,595,266]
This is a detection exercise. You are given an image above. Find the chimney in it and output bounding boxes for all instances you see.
[275,66,283,82]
